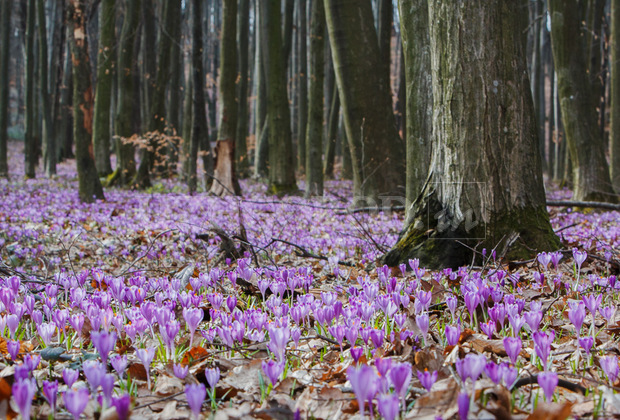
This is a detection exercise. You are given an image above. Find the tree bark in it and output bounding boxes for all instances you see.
[67,0,105,202]
[38,0,57,176]
[253,2,269,178]
[260,0,297,195]
[399,0,432,218]
[92,0,115,176]
[612,0,620,193]
[58,38,74,161]
[210,0,241,196]
[236,0,251,178]
[383,0,559,269]
[324,0,405,204]
[548,0,617,202]
[25,0,37,178]
[323,82,339,179]
[0,0,12,177]
[377,0,392,95]
[166,0,183,172]
[111,0,140,187]
[305,0,325,197]
[297,0,308,174]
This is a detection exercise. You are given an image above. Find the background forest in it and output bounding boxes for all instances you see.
[0,0,619,419]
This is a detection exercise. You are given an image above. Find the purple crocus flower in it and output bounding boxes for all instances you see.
[83,360,106,391]
[328,324,346,350]
[500,363,518,388]
[7,339,19,360]
[185,383,207,419]
[101,374,115,403]
[173,363,189,379]
[600,306,616,325]
[375,357,392,378]
[524,310,543,332]
[550,251,563,269]
[38,322,56,346]
[267,325,290,362]
[568,301,586,336]
[350,347,363,363]
[503,336,522,365]
[573,248,587,268]
[578,336,594,355]
[445,324,461,346]
[456,353,487,383]
[458,391,470,420]
[205,367,220,389]
[261,359,285,386]
[63,368,79,388]
[64,387,90,420]
[183,307,204,349]
[416,313,430,340]
[42,379,59,413]
[537,371,558,401]
[111,354,128,379]
[480,320,496,339]
[485,362,501,384]
[446,294,458,320]
[136,347,156,389]
[464,292,479,324]
[370,328,385,349]
[537,252,551,269]
[389,362,412,398]
[12,378,36,420]
[111,394,131,420]
[600,355,619,384]
[377,393,400,420]
[417,369,438,392]
[91,330,117,366]
[583,294,602,317]
[347,364,378,417]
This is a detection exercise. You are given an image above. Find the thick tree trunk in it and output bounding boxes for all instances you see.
[377,0,392,95]
[0,0,12,177]
[111,0,140,187]
[25,0,37,178]
[92,0,115,176]
[260,0,297,195]
[324,0,404,204]
[548,0,617,202]
[188,0,213,194]
[67,0,105,202]
[38,0,56,176]
[323,82,339,179]
[182,74,193,177]
[253,4,269,178]
[612,0,620,193]
[384,0,559,269]
[58,40,74,161]
[210,0,241,196]
[297,0,308,174]
[399,0,432,217]
[305,0,325,197]
[166,0,183,173]
[236,0,251,178]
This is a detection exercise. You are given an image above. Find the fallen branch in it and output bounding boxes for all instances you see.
[269,238,354,267]
[511,374,587,395]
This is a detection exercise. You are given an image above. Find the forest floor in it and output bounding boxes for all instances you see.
[0,140,619,420]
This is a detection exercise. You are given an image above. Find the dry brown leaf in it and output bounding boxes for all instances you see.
[181,346,209,366]
[526,402,573,420]
[127,363,148,381]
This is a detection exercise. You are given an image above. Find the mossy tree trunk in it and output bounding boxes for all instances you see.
[399,0,432,217]
[210,0,241,197]
[112,0,140,187]
[188,0,213,194]
[611,0,620,193]
[0,0,12,178]
[383,0,559,270]
[235,0,251,178]
[324,0,405,204]
[548,0,617,202]
[67,0,105,202]
[260,0,297,195]
[25,0,37,178]
[92,0,115,176]
[305,0,325,197]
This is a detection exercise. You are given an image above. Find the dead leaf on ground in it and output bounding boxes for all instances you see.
[526,402,573,420]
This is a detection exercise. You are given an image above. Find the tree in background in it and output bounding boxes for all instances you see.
[67,0,105,202]
[25,0,37,178]
[0,0,12,177]
[612,0,620,193]
[324,0,404,204]
[92,0,116,176]
[210,0,241,196]
[384,0,559,269]
[548,0,617,202]
[235,0,251,178]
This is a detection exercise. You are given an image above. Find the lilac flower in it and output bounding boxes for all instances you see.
[347,364,378,417]
[136,347,156,389]
[600,306,616,325]
[101,374,115,403]
[485,362,501,384]
[568,301,586,336]
[185,383,207,419]
[389,362,412,398]
[464,292,479,323]
[370,328,385,349]
[417,369,438,392]
[262,359,285,386]
[328,324,346,350]
[205,367,220,389]
[524,310,543,332]
[578,336,594,355]
[375,357,392,378]
[500,363,518,388]
[38,322,56,346]
[583,295,602,317]
[12,378,36,420]
[456,353,487,383]
[6,314,19,338]
[550,251,563,269]
[377,393,400,420]
[91,330,117,366]
[537,252,551,269]
[111,394,131,420]
[508,313,525,336]
[600,355,619,384]
[267,325,290,361]
[416,313,430,340]
[63,368,79,388]
[458,391,470,420]
[446,294,458,320]
[480,320,496,339]
[503,336,522,365]
[445,324,461,346]
[350,347,363,364]
[533,330,555,369]
[42,380,59,413]
[573,248,587,268]
[183,307,204,349]
[83,360,106,390]
[537,371,558,401]
[64,387,90,420]
[111,354,128,379]
[174,363,189,379]
[7,340,19,360]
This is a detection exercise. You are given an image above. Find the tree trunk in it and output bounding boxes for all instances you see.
[253,2,269,178]
[25,0,37,178]
[0,0,12,177]
[188,0,213,194]
[323,82,339,179]
[67,0,105,202]
[37,0,57,176]
[377,0,392,94]
[282,0,295,64]
[236,0,251,178]
[297,0,308,174]
[182,72,193,177]
[383,0,559,269]
[548,0,617,202]
[260,0,297,195]
[166,0,183,172]
[58,39,74,161]
[324,0,404,205]
[92,0,115,176]
[210,0,241,196]
[399,0,432,218]
[612,0,620,192]
[111,0,140,187]
[305,0,325,197]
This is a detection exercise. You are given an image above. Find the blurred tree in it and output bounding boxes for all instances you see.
[0,0,12,177]
[25,0,37,178]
